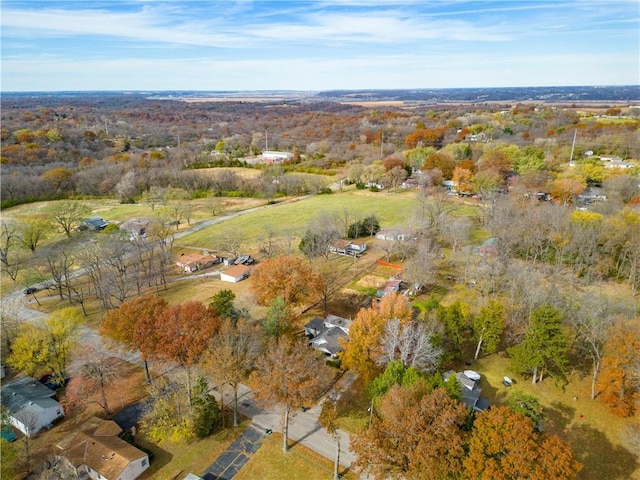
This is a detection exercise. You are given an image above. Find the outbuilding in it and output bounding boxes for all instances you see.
[220,265,251,283]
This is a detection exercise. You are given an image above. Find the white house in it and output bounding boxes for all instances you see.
[1,376,65,436]
[261,151,293,163]
[57,417,149,480]
[220,265,251,283]
[329,239,367,257]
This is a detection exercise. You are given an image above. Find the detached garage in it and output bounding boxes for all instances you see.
[220,265,251,283]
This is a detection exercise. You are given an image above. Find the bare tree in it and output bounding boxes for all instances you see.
[377,319,443,375]
[403,238,439,291]
[0,220,17,268]
[68,345,120,416]
[215,228,245,258]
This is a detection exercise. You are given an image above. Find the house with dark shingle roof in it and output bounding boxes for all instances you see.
[305,315,352,358]
[1,376,64,436]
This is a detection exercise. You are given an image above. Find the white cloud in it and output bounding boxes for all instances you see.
[2,51,637,91]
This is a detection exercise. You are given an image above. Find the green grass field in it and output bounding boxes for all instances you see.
[175,189,418,250]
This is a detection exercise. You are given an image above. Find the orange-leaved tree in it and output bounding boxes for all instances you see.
[250,254,324,307]
[101,293,168,383]
[340,292,413,383]
[464,406,581,480]
[138,301,220,405]
[596,320,640,416]
[350,381,468,480]
[201,318,263,427]
[250,338,321,452]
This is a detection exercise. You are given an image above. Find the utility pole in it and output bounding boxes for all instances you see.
[265,129,268,151]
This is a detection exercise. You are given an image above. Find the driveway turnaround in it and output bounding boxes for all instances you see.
[202,424,267,480]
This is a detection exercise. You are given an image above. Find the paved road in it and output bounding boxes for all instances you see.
[213,382,356,470]
[2,189,360,476]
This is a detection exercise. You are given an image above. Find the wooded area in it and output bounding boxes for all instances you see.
[1,94,639,480]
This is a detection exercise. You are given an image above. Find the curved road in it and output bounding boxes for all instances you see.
[1,190,358,475]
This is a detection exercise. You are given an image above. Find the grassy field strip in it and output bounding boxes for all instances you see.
[176,189,418,249]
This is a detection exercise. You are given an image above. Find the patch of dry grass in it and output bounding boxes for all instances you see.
[234,433,358,480]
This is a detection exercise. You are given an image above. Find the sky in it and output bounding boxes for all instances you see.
[1,0,639,92]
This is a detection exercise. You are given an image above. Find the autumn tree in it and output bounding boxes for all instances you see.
[144,301,220,405]
[472,299,505,360]
[7,307,83,384]
[201,319,263,426]
[351,381,468,480]
[250,338,321,452]
[596,320,640,416]
[101,293,168,382]
[464,406,581,480]
[143,376,194,443]
[508,304,568,384]
[44,201,91,237]
[341,292,413,383]
[549,177,586,205]
[250,254,324,307]
[421,152,455,179]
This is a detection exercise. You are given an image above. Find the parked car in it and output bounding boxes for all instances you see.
[1,427,17,443]
[23,286,39,295]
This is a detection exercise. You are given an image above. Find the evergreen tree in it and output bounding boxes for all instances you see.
[508,304,568,384]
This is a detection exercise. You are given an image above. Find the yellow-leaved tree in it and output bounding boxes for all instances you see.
[340,292,412,383]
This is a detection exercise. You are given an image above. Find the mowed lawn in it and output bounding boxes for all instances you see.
[176,189,418,250]
[234,433,357,480]
[473,353,640,480]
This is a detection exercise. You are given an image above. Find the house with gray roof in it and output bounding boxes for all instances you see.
[444,370,490,412]
[305,315,352,358]
[1,376,64,436]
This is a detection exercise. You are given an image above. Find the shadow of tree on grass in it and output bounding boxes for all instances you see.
[569,422,638,480]
[545,401,575,433]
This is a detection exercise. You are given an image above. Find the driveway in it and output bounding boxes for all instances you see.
[201,425,267,480]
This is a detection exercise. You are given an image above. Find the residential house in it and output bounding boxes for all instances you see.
[1,376,65,436]
[220,264,251,283]
[120,218,151,241]
[329,240,366,257]
[305,315,352,358]
[56,416,149,480]
[176,253,220,273]
[80,216,108,231]
[444,370,490,412]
